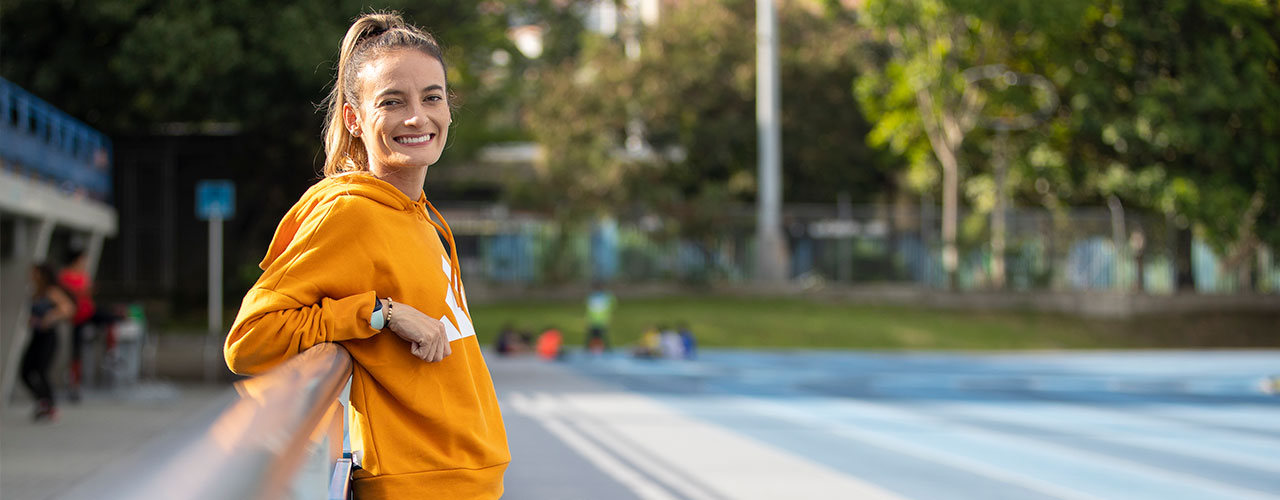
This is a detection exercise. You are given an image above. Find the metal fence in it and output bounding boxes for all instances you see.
[443,204,1278,294]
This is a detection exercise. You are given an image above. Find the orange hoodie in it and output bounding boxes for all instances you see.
[224,174,509,499]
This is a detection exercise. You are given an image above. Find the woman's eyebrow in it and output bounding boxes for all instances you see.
[424,84,444,93]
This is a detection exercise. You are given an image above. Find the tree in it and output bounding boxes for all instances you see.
[1,0,532,300]
[519,0,887,233]
[1,0,523,164]
[855,0,1084,288]
[1049,0,1280,286]
[856,0,1280,290]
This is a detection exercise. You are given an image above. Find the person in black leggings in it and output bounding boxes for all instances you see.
[22,263,75,422]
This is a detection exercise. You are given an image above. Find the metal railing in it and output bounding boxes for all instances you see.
[64,343,354,500]
[0,76,113,202]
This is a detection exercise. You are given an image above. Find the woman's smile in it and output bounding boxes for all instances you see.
[395,133,436,146]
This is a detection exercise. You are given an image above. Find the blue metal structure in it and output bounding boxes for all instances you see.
[0,76,113,202]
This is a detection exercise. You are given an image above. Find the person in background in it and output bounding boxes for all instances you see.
[535,326,563,361]
[660,325,685,359]
[23,263,76,422]
[633,325,662,359]
[495,322,516,355]
[59,249,95,401]
[678,322,698,360]
[585,282,615,353]
[223,12,508,499]
[495,322,529,356]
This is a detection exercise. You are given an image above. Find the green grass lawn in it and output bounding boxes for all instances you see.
[469,295,1279,351]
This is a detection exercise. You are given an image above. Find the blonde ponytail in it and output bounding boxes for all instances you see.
[321,11,448,177]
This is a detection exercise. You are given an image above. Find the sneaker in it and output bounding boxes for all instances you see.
[33,403,58,423]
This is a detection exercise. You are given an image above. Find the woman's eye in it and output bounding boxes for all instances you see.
[426,95,443,102]
[380,99,401,107]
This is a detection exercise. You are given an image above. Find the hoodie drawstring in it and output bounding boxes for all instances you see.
[422,200,468,318]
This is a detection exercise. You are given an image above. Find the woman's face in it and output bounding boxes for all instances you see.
[345,48,450,175]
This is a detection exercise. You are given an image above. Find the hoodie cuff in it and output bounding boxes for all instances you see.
[324,290,381,342]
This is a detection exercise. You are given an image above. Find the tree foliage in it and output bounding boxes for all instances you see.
[1056,0,1280,253]
[0,0,523,166]
[856,0,1280,261]
[518,0,887,236]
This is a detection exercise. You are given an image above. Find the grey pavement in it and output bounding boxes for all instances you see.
[490,355,646,500]
[0,383,230,500]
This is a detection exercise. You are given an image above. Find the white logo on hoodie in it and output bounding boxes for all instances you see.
[438,255,476,342]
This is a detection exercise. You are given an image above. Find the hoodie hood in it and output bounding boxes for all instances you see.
[261,174,423,270]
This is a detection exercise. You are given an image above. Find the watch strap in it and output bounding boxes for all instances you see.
[369,298,385,330]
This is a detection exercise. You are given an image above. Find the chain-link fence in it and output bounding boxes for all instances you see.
[443,204,1278,294]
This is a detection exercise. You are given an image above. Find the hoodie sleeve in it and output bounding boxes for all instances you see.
[224,288,378,374]
[224,197,382,375]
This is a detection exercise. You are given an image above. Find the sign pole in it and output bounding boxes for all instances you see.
[205,210,223,384]
[196,179,234,383]
[208,211,223,335]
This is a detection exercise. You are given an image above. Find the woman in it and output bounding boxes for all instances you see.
[23,263,76,422]
[224,12,509,499]
[60,249,98,401]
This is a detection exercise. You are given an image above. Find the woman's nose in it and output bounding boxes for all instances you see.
[404,109,422,127]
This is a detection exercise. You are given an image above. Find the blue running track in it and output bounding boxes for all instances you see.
[496,349,1280,500]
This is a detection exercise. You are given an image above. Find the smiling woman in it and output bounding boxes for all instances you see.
[223,11,509,500]
[344,49,451,194]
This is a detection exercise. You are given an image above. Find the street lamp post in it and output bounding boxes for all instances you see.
[755,0,787,283]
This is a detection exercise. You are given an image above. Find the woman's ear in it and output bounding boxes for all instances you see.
[343,102,361,137]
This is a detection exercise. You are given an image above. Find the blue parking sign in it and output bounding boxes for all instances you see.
[196,180,235,220]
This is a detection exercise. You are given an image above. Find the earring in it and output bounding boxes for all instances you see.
[351,128,361,137]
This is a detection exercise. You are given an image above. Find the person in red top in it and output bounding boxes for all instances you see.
[536,327,563,361]
[59,250,95,400]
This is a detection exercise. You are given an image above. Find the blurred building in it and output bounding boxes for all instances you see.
[0,76,117,405]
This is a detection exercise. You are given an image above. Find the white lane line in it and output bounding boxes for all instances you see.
[929,401,1280,474]
[555,392,911,500]
[1135,403,1280,436]
[536,393,726,500]
[728,396,1104,500]
[745,396,1280,500]
[508,392,679,500]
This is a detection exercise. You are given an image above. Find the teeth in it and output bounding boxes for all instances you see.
[396,134,432,145]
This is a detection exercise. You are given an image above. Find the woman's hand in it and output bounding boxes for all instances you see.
[384,300,452,362]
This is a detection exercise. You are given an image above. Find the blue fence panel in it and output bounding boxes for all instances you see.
[590,218,619,281]
[0,76,112,202]
[1065,237,1116,290]
[482,232,537,284]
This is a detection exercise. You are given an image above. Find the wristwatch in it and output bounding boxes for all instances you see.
[369,298,385,330]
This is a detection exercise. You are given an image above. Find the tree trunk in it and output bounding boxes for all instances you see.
[990,130,1009,289]
[915,88,963,289]
[1174,224,1195,293]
